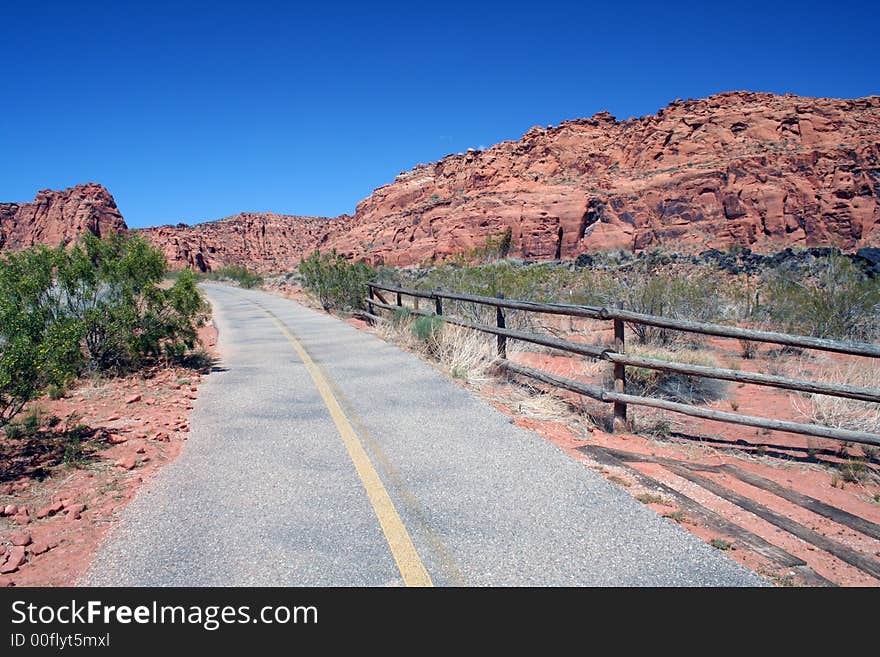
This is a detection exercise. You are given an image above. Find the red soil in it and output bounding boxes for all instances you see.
[0,324,218,586]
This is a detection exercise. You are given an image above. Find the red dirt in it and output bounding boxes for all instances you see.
[494,347,880,586]
[0,323,218,586]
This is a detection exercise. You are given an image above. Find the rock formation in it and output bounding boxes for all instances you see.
[0,183,127,251]
[137,213,343,272]
[321,91,880,265]
[6,92,878,272]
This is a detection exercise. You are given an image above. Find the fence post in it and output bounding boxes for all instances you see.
[396,291,402,307]
[496,293,507,359]
[613,317,627,431]
[367,284,375,318]
[434,293,443,317]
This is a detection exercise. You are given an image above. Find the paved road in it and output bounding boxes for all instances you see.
[87,284,764,586]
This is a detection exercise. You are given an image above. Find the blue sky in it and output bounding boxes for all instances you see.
[1,1,877,228]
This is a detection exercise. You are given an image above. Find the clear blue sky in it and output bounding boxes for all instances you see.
[1,1,877,228]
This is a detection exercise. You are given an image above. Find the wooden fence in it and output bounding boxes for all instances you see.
[366,282,880,448]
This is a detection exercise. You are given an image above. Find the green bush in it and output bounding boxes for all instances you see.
[56,234,210,371]
[207,265,263,289]
[411,315,443,342]
[299,249,375,312]
[0,247,82,427]
[0,234,209,427]
[763,253,880,341]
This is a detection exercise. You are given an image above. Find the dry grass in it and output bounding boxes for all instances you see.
[615,346,728,404]
[376,315,496,384]
[790,361,880,436]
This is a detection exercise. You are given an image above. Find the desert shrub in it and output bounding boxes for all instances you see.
[0,247,82,427]
[597,266,720,345]
[0,235,209,426]
[763,252,880,341]
[614,347,728,404]
[411,315,443,342]
[56,234,210,371]
[299,249,375,311]
[390,306,412,326]
[208,265,263,289]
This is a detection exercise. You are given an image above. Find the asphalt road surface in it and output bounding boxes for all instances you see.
[87,284,764,586]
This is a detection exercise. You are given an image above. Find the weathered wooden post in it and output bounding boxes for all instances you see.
[613,317,627,431]
[367,284,375,317]
[496,293,507,359]
[434,292,443,317]
[396,291,402,307]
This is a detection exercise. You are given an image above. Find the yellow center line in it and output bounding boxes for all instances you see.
[256,304,433,587]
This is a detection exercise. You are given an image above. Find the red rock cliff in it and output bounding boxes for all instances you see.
[321,91,880,265]
[0,183,128,251]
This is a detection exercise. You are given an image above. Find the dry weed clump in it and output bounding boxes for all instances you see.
[611,346,728,404]
[791,361,880,438]
[375,313,496,384]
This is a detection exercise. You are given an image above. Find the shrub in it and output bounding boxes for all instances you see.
[599,266,719,345]
[208,265,263,289]
[0,235,209,426]
[615,347,728,404]
[411,315,443,342]
[56,234,210,371]
[299,249,375,311]
[763,252,880,341]
[0,247,82,427]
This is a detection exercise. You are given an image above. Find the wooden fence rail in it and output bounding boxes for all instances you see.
[367,282,880,448]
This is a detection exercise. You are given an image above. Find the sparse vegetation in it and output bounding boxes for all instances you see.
[376,312,495,385]
[836,459,872,484]
[791,362,880,434]
[638,415,673,439]
[663,510,686,523]
[601,263,718,345]
[763,252,880,341]
[635,492,665,505]
[710,538,734,550]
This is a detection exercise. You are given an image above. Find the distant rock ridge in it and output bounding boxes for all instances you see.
[136,213,345,273]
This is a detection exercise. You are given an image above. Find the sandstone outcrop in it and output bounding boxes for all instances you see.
[321,92,880,265]
[0,183,127,250]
